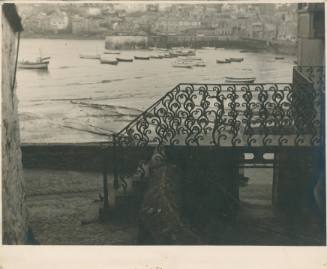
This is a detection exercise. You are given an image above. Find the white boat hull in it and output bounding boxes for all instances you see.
[18,62,49,69]
[172,64,192,68]
[225,77,256,84]
[104,50,120,55]
[80,54,100,59]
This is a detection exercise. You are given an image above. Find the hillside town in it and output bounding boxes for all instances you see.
[18,3,297,43]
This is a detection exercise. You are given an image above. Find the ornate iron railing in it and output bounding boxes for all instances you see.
[115,82,322,148]
[294,66,325,147]
[103,66,325,205]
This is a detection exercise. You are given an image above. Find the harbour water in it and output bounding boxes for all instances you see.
[17,39,296,143]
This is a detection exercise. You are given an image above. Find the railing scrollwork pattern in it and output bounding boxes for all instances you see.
[110,66,324,190]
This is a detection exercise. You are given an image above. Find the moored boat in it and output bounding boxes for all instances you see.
[177,56,202,61]
[18,55,50,70]
[275,56,285,60]
[169,48,196,57]
[116,57,133,62]
[103,50,121,55]
[172,63,193,68]
[80,54,100,59]
[162,54,174,58]
[229,57,244,62]
[225,76,256,84]
[18,60,49,69]
[177,56,206,67]
[150,55,163,59]
[216,59,231,64]
[40,56,51,62]
[134,56,150,60]
[194,62,206,67]
[100,55,118,65]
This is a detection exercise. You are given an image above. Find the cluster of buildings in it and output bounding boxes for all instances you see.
[19,3,297,42]
[20,9,70,34]
[152,4,297,42]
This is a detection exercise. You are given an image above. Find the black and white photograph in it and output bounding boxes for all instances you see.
[2,0,326,250]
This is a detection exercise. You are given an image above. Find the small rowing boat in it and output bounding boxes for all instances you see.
[177,56,202,61]
[172,63,192,68]
[134,56,150,60]
[194,62,206,67]
[80,54,100,59]
[169,48,196,57]
[18,55,50,70]
[175,56,205,67]
[172,61,193,68]
[100,55,118,65]
[150,55,163,59]
[225,76,256,84]
[216,59,231,64]
[103,50,121,55]
[162,54,174,58]
[116,57,133,62]
[40,56,51,62]
[229,57,244,62]
[18,61,49,69]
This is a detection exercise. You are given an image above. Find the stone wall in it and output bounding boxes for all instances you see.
[2,6,27,244]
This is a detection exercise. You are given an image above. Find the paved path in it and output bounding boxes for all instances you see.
[24,169,138,245]
[24,168,324,245]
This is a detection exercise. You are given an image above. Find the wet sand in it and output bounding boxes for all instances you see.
[17,39,296,143]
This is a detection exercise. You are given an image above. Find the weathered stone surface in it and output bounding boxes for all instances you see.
[138,149,201,244]
[274,150,323,214]
[2,6,27,244]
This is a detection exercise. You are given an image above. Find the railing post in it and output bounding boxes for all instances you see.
[102,146,109,211]
[113,134,119,190]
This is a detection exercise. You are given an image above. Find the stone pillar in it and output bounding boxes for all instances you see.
[167,147,241,224]
[273,149,321,214]
[2,4,27,244]
[297,3,325,66]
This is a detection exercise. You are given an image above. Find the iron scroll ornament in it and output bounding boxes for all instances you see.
[116,82,322,148]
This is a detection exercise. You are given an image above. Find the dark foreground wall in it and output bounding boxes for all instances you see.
[2,4,27,244]
[21,143,154,173]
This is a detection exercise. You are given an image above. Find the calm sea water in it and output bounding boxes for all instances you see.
[17,39,296,143]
